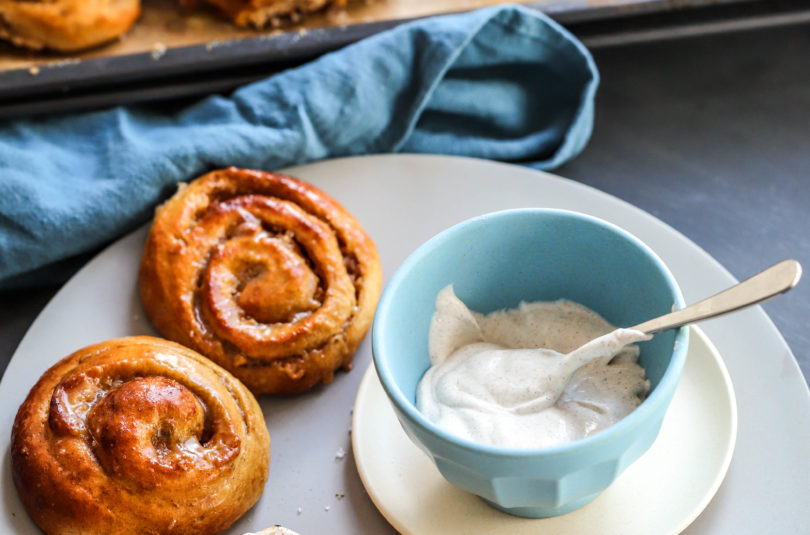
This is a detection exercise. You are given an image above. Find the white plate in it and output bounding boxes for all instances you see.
[1,154,808,534]
[352,326,736,535]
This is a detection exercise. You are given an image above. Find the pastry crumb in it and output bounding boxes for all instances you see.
[151,42,167,60]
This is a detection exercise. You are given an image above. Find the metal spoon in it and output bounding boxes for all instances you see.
[541,259,802,409]
[632,259,802,334]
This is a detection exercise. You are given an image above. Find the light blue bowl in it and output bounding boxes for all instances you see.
[372,208,688,518]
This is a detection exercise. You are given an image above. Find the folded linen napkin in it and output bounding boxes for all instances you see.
[0,4,598,289]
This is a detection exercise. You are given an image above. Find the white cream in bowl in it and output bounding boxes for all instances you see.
[416,286,651,449]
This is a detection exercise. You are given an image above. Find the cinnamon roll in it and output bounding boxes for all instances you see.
[180,0,345,28]
[139,167,383,395]
[11,336,270,535]
[0,0,141,52]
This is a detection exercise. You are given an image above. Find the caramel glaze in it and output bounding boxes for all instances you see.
[139,168,383,395]
[11,336,270,535]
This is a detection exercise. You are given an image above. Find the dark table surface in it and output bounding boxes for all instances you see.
[558,20,810,384]
[1,16,809,385]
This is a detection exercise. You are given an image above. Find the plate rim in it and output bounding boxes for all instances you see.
[1,154,805,534]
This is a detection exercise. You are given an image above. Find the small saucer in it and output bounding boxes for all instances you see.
[352,326,736,535]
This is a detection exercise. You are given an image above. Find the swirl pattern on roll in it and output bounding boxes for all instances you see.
[138,167,383,395]
[11,336,270,535]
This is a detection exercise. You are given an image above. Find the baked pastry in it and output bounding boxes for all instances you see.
[139,167,383,395]
[0,0,141,52]
[181,0,345,28]
[0,0,346,51]
[11,336,270,535]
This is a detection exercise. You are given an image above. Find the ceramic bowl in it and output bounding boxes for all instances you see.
[372,208,689,518]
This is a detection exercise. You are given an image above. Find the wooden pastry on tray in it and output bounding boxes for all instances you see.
[0,0,141,52]
[11,336,270,535]
[139,167,383,395]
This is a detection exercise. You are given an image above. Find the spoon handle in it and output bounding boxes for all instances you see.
[632,259,802,334]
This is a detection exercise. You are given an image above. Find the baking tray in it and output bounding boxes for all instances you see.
[0,0,806,119]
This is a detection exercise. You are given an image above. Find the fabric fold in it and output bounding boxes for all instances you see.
[0,4,598,288]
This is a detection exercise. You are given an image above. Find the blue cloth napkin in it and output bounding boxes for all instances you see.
[0,4,598,289]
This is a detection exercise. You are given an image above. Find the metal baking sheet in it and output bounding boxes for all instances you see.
[0,0,803,118]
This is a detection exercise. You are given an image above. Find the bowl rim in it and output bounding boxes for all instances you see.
[372,207,689,458]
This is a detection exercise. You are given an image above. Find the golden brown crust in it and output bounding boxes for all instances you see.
[0,0,141,52]
[139,167,383,395]
[11,336,270,535]
[182,0,345,28]
[0,0,345,51]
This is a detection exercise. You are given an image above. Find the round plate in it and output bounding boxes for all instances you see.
[353,326,736,535]
[2,155,806,534]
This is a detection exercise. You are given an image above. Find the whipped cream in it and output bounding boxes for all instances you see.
[416,286,651,449]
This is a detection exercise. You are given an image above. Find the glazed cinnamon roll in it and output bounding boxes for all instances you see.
[0,0,141,52]
[11,336,270,535]
[139,167,383,395]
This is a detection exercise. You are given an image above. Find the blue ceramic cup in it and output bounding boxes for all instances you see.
[372,208,688,518]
